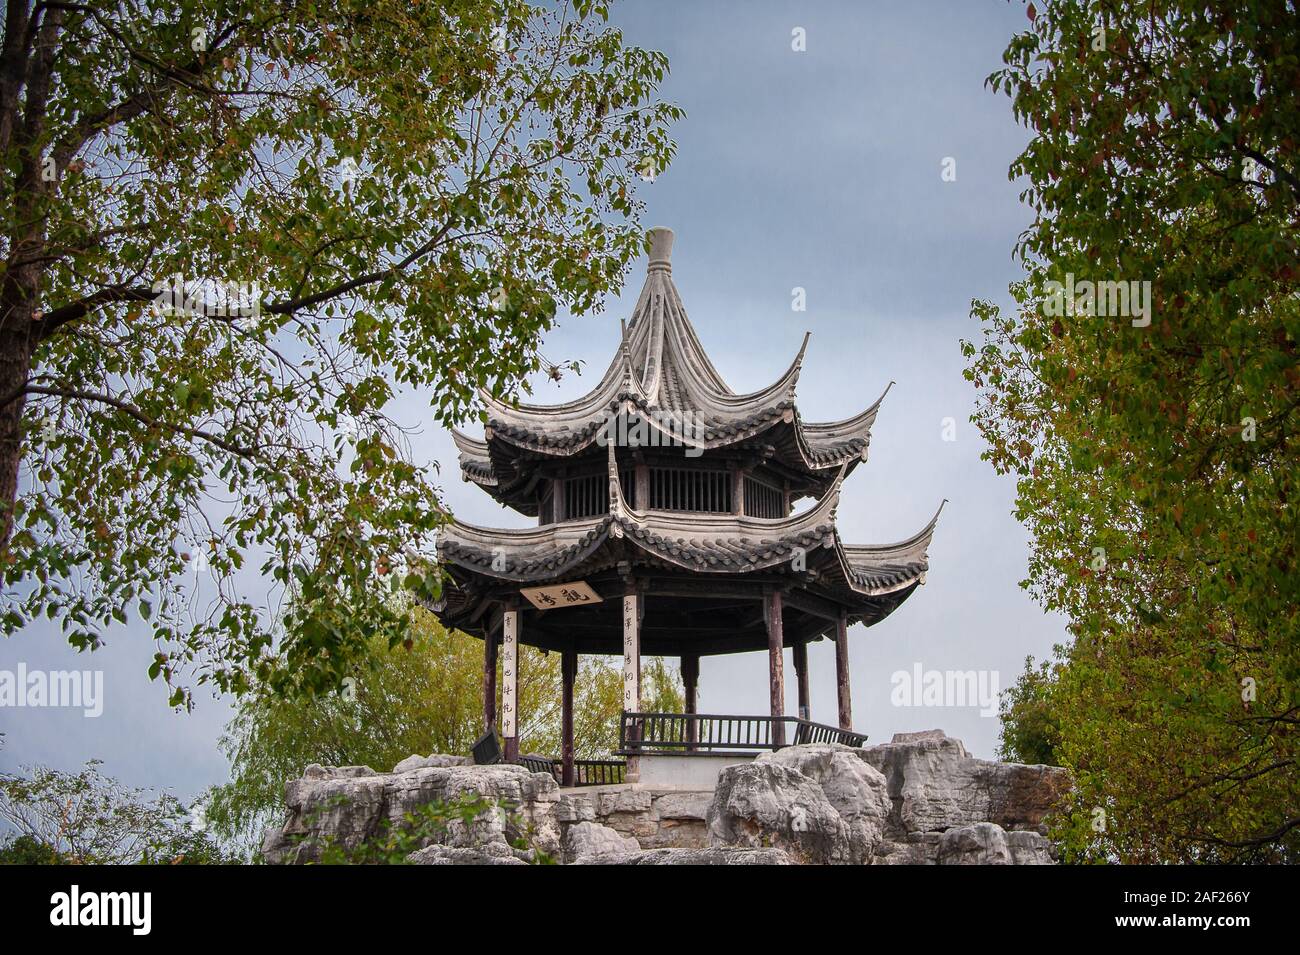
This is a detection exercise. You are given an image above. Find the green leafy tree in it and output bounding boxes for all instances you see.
[967,0,1298,862]
[0,759,235,863]
[0,0,680,706]
[206,607,681,849]
[997,655,1063,767]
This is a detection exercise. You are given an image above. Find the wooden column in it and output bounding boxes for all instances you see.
[482,627,498,733]
[561,648,577,787]
[682,653,699,748]
[766,590,786,747]
[622,589,641,781]
[835,611,853,731]
[635,460,649,510]
[502,609,520,761]
[793,639,810,721]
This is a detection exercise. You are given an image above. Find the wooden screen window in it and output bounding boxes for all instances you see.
[539,485,555,525]
[649,468,732,513]
[618,466,637,509]
[744,475,785,518]
[564,473,606,519]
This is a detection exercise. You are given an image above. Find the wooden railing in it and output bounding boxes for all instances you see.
[517,755,626,786]
[570,759,626,786]
[617,711,867,755]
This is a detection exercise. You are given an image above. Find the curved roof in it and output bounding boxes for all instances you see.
[454,228,886,505]
[436,445,941,621]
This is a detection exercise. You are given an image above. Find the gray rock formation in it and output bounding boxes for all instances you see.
[263,730,1066,865]
[706,731,1067,865]
[707,759,849,863]
[563,821,641,864]
[262,760,562,864]
[580,847,794,865]
[392,754,473,773]
[860,730,1066,835]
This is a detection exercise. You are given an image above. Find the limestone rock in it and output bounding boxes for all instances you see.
[860,730,1068,835]
[580,847,794,865]
[1006,829,1055,865]
[407,843,533,865]
[707,761,850,864]
[937,822,1011,864]
[392,753,473,773]
[563,821,641,863]
[759,744,891,863]
[263,762,561,864]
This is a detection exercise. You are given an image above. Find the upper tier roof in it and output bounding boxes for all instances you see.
[454,228,888,511]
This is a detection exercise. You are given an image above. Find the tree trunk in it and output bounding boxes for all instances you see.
[0,321,36,551]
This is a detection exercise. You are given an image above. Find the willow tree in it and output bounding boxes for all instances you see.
[968,1,1297,862]
[206,608,681,851]
[0,1,679,705]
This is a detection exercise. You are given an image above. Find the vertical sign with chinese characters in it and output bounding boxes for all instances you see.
[622,594,640,713]
[502,610,518,740]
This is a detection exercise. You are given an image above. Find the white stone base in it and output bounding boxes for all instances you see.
[636,752,757,790]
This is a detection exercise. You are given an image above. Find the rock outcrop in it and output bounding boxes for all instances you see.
[263,730,1066,865]
[707,732,1066,865]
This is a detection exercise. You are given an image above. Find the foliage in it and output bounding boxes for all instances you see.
[0,833,68,864]
[206,606,681,849]
[0,760,236,864]
[0,0,681,706]
[968,0,1298,862]
[996,656,1063,767]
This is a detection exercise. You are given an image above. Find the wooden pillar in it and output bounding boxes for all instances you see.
[835,612,853,731]
[682,653,699,748]
[793,640,810,721]
[561,648,577,786]
[502,609,520,761]
[622,589,641,781]
[766,590,786,747]
[635,460,649,510]
[482,627,498,733]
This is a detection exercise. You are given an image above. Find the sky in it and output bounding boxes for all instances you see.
[0,0,1066,805]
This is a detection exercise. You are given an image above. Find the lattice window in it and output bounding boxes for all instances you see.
[649,467,732,513]
[744,475,785,518]
[619,466,637,509]
[564,473,606,519]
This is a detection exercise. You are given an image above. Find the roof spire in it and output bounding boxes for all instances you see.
[647,226,674,273]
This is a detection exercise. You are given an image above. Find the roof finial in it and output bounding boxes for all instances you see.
[647,227,674,273]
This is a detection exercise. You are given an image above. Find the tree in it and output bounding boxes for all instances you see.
[967,0,1298,862]
[0,0,681,706]
[205,606,681,850]
[0,759,234,863]
[996,655,1062,767]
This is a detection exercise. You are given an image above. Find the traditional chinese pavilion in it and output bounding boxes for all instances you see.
[431,228,940,786]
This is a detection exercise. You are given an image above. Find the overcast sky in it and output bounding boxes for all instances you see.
[0,0,1065,804]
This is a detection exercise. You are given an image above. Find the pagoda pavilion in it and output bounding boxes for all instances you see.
[431,228,941,786]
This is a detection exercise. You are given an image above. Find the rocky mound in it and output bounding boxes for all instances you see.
[262,729,1067,865]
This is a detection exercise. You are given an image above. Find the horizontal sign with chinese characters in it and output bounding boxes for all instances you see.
[520,581,603,610]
